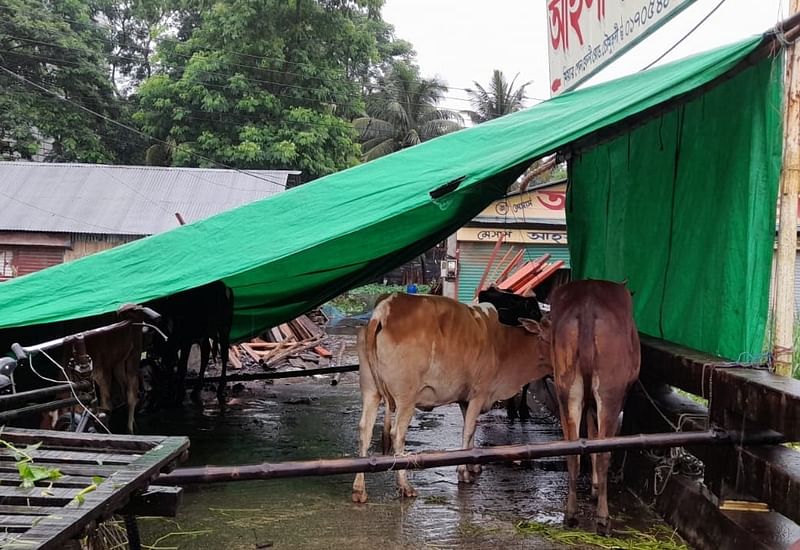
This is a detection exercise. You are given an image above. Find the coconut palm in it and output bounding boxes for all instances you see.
[353,63,463,161]
[465,70,531,124]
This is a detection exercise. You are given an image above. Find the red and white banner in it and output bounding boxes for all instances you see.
[547,0,697,96]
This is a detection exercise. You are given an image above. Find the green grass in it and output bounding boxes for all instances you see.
[328,283,431,315]
[516,521,689,549]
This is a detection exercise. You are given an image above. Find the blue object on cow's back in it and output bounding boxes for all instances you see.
[406,284,418,294]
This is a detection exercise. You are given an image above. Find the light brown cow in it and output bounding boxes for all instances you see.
[351,293,552,503]
[549,280,640,534]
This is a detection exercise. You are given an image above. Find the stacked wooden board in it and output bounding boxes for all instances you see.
[230,311,333,371]
[476,251,565,298]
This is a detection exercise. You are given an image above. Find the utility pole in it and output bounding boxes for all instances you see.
[774,0,800,377]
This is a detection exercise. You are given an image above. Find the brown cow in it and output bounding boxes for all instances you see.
[60,304,149,433]
[549,280,640,534]
[351,293,551,503]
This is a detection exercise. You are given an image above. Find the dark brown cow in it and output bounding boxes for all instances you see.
[352,293,551,503]
[148,281,234,404]
[549,280,640,534]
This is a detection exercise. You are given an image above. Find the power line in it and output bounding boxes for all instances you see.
[0,45,483,117]
[0,31,546,105]
[0,64,288,186]
[2,77,401,143]
[641,0,728,71]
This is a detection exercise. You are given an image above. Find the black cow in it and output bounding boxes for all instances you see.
[478,286,544,420]
[148,281,234,404]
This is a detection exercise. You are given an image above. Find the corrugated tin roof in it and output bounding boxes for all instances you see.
[0,162,299,235]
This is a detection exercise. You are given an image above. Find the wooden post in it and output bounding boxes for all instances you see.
[775,2,800,377]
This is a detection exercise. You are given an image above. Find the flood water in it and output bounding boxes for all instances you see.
[136,339,681,549]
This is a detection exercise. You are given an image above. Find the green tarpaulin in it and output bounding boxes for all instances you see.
[0,35,777,353]
[568,51,782,360]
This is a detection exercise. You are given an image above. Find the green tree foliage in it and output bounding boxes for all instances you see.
[353,62,462,162]
[0,0,126,161]
[465,69,530,124]
[135,0,407,178]
[101,0,173,93]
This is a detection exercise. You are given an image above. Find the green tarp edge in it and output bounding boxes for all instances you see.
[0,35,765,341]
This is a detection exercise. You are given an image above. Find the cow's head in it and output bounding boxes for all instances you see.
[518,316,552,370]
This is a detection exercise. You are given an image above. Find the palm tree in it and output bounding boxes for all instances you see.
[353,63,463,161]
[465,70,531,124]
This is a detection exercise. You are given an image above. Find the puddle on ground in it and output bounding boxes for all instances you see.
[137,371,682,549]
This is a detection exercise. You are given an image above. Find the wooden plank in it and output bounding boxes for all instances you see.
[240,343,265,362]
[496,259,540,291]
[729,444,800,527]
[0,485,80,504]
[0,449,137,466]
[0,428,165,453]
[0,514,52,529]
[492,249,524,286]
[19,434,189,550]
[297,315,324,338]
[313,346,332,358]
[515,260,565,295]
[0,473,100,488]
[0,505,63,516]
[228,349,242,370]
[0,462,122,478]
[710,368,800,440]
[639,336,728,397]
[473,233,505,299]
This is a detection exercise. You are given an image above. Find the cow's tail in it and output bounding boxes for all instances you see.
[361,302,394,452]
[576,302,596,375]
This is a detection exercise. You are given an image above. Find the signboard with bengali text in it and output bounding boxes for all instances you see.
[547,0,697,96]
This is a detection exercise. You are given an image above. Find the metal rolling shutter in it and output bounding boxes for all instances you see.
[457,241,571,303]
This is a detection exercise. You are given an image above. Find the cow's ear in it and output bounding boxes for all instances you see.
[519,317,542,334]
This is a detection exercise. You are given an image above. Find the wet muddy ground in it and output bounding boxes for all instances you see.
[137,334,686,549]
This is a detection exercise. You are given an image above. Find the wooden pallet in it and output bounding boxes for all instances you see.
[0,428,188,549]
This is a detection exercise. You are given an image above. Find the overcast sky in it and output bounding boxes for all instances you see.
[381,0,788,112]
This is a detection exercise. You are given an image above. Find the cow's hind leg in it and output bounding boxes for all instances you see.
[391,403,417,498]
[382,401,394,455]
[352,389,381,503]
[216,333,230,401]
[458,400,483,483]
[125,354,139,434]
[191,339,211,405]
[586,405,599,499]
[175,343,191,405]
[518,383,531,420]
[594,393,624,536]
[559,377,583,528]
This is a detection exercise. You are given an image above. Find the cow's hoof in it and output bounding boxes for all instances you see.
[564,513,579,528]
[352,490,368,504]
[399,486,417,498]
[596,517,611,536]
[518,406,531,421]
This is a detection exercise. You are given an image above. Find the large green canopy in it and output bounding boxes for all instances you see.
[0,35,771,350]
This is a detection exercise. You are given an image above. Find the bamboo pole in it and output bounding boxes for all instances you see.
[153,429,783,486]
[775,1,800,377]
[185,364,359,384]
